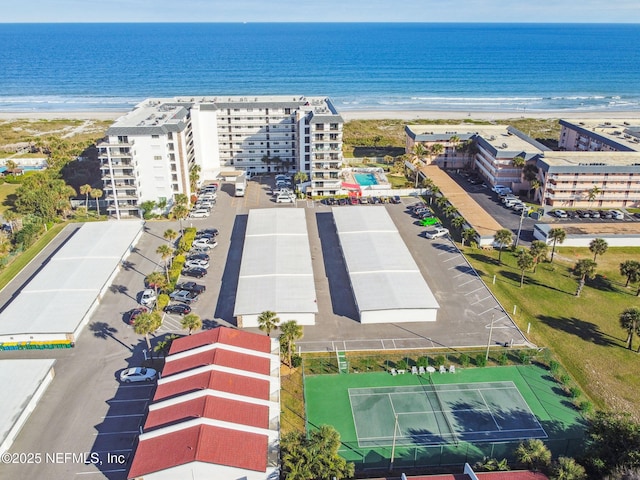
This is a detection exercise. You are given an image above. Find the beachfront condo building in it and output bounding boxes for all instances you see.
[405,124,547,192]
[405,119,640,209]
[97,96,343,218]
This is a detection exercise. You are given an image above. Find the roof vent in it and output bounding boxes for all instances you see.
[502,143,508,148]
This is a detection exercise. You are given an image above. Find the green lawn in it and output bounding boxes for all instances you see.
[464,246,640,417]
[0,183,19,215]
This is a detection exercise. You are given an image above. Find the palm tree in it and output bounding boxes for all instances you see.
[89,188,102,215]
[587,185,601,202]
[411,143,427,187]
[279,320,304,367]
[448,135,460,158]
[493,229,513,264]
[174,193,189,206]
[173,204,189,236]
[451,216,465,231]
[516,249,535,288]
[512,156,526,168]
[548,228,566,263]
[156,244,174,281]
[589,238,608,262]
[257,310,280,337]
[529,240,549,273]
[443,205,458,218]
[620,260,640,288]
[80,184,92,210]
[529,178,541,200]
[163,228,178,246]
[435,195,449,209]
[294,171,308,188]
[572,259,597,297]
[145,271,167,302]
[515,439,551,472]
[619,307,640,350]
[2,209,18,234]
[429,143,444,163]
[553,456,586,480]
[462,228,477,247]
[133,310,163,353]
[181,313,202,335]
[189,164,201,193]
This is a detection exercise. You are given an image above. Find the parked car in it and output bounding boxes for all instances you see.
[189,209,210,218]
[169,290,200,304]
[425,227,450,239]
[588,210,601,218]
[552,210,568,218]
[276,193,295,203]
[187,253,210,262]
[175,282,206,294]
[120,367,157,383]
[420,217,441,227]
[163,303,192,315]
[140,289,157,307]
[127,307,148,325]
[192,239,217,249]
[197,228,219,237]
[391,196,401,204]
[184,259,210,269]
[181,267,208,278]
[610,210,625,220]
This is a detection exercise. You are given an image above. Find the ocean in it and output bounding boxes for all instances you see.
[0,22,639,113]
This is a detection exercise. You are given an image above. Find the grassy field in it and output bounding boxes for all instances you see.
[464,245,640,418]
[342,118,561,158]
[0,119,111,146]
[0,183,19,215]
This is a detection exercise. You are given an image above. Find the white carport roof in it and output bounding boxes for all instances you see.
[234,209,317,316]
[0,221,143,337]
[332,206,439,313]
[0,359,55,451]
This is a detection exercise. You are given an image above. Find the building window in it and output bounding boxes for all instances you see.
[154,156,162,160]
[152,134,160,139]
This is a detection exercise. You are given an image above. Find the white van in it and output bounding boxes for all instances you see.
[610,210,624,220]
[276,193,294,203]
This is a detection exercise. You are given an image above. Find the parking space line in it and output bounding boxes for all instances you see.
[459,278,480,287]
[464,286,486,296]
[101,414,145,419]
[471,295,493,305]
[453,268,474,277]
[448,264,469,270]
[478,307,501,316]
[443,256,461,262]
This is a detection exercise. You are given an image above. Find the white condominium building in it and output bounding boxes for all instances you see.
[97,96,343,218]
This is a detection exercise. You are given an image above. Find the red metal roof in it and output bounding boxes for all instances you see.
[477,472,549,480]
[169,326,272,355]
[145,395,270,431]
[163,347,271,377]
[154,370,270,402]
[128,424,268,478]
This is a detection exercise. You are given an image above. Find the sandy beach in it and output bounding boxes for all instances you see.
[0,109,638,123]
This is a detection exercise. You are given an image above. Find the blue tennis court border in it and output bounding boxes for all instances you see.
[348,381,548,448]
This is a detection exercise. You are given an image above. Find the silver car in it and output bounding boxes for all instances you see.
[119,367,157,383]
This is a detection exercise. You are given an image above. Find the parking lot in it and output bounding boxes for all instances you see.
[0,174,529,480]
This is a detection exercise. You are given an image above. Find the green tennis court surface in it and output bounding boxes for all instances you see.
[305,365,586,469]
[349,381,546,448]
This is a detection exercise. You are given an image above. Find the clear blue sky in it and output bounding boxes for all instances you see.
[5,0,640,23]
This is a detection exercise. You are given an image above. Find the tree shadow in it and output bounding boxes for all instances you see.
[109,284,135,301]
[214,214,246,323]
[467,251,500,266]
[537,314,621,348]
[88,321,133,351]
[591,274,622,293]
[500,270,571,294]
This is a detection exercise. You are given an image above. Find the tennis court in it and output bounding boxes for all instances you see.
[349,381,546,448]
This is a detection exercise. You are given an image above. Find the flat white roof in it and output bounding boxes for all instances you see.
[0,221,143,337]
[234,209,317,316]
[0,359,55,449]
[332,206,440,314]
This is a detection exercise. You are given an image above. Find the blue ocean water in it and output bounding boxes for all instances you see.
[0,23,639,113]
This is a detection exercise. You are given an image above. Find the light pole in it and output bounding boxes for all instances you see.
[514,204,527,249]
[486,313,496,362]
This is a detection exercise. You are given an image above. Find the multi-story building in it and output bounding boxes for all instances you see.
[558,119,640,152]
[405,125,547,190]
[98,96,343,217]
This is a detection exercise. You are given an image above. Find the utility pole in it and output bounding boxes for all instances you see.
[514,205,527,248]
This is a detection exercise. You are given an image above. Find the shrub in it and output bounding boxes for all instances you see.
[434,355,446,366]
[569,386,581,399]
[459,353,470,367]
[498,352,509,366]
[578,400,593,414]
[560,374,571,386]
[549,360,560,375]
[518,350,531,365]
[396,359,408,371]
[416,356,429,367]
[291,354,302,368]
[156,293,170,311]
[475,354,487,367]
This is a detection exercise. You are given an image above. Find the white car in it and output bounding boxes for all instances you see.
[192,239,217,249]
[425,227,450,239]
[184,259,210,269]
[140,289,156,307]
[553,209,568,218]
[276,194,295,203]
[189,209,210,218]
[120,367,157,383]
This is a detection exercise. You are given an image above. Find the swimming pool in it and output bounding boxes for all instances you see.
[354,173,378,186]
